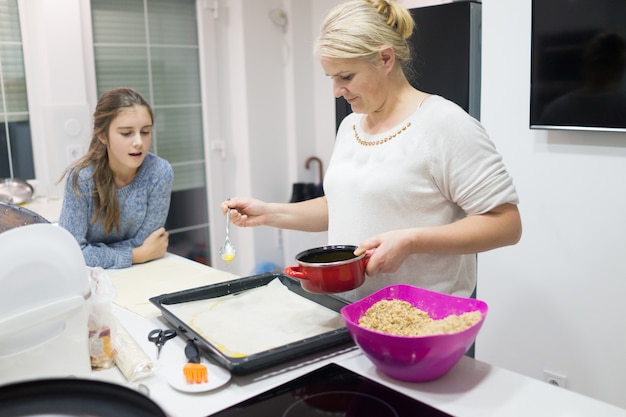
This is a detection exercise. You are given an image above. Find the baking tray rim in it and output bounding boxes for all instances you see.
[149,272,354,375]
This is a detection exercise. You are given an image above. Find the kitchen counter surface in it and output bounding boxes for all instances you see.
[22,196,62,223]
[93,254,624,417]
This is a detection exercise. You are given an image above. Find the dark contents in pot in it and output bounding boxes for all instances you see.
[300,249,357,263]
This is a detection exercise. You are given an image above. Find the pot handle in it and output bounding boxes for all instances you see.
[284,265,308,281]
[363,252,371,267]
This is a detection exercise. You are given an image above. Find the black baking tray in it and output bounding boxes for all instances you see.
[149,272,353,375]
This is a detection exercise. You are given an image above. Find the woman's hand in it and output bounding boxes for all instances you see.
[355,203,522,276]
[221,196,329,232]
[221,197,270,228]
[355,229,416,276]
[132,227,169,264]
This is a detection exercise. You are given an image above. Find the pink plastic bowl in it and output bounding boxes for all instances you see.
[340,284,488,382]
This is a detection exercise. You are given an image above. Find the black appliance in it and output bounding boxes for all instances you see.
[530,0,626,132]
[0,378,167,417]
[335,1,482,129]
[209,363,452,416]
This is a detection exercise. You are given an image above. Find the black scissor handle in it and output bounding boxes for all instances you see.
[161,329,177,341]
[148,328,177,345]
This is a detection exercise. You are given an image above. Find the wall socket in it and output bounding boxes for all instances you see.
[66,144,83,163]
[543,370,567,388]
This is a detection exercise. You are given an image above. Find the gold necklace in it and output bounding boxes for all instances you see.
[353,121,412,146]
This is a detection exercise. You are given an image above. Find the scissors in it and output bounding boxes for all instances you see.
[148,328,177,359]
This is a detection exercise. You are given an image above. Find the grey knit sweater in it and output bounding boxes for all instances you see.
[59,153,173,269]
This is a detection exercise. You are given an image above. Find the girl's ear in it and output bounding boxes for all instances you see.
[97,133,107,145]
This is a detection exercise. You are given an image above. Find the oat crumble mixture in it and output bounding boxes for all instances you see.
[358,299,481,336]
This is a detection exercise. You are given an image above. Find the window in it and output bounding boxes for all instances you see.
[0,0,34,179]
[91,0,210,264]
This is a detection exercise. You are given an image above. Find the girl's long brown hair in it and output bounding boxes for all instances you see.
[62,87,153,234]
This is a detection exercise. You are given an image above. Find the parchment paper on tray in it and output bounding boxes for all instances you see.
[165,278,345,357]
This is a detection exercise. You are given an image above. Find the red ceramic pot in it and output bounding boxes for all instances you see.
[284,245,368,294]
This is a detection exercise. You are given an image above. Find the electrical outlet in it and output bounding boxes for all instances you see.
[66,144,83,163]
[543,371,567,388]
[210,140,226,159]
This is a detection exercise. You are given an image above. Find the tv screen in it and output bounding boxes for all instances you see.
[530,0,626,132]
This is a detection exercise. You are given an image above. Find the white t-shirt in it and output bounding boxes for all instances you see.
[324,96,519,301]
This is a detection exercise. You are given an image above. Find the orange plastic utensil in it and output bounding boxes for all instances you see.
[183,340,208,384]
[183,362,208,384]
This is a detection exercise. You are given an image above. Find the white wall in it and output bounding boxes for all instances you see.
[204,0,314,275]
[216,0,338,274]
[18,0,95,199]
[476,0,626,408]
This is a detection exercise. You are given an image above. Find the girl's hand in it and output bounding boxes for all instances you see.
[133,227,169,264]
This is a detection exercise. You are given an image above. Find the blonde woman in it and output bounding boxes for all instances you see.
[223,0,521,301]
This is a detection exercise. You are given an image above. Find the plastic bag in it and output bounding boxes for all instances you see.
[87,267,117,369]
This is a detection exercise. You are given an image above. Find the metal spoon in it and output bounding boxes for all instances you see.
[219,205,236,264]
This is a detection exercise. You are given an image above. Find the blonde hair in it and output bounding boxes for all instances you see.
[315,0,415,73]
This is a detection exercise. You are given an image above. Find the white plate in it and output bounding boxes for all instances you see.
[166,359,231,393]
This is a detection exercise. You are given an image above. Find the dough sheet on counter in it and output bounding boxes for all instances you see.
[165,278,345,357]
[109,254,239,317]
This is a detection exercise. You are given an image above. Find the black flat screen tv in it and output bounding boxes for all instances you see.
[530,0,626,132]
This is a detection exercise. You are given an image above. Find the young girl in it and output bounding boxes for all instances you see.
[59,87,173,269]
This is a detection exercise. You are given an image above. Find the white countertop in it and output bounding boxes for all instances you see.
[91,255,624,417]
[22,196,62,223]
